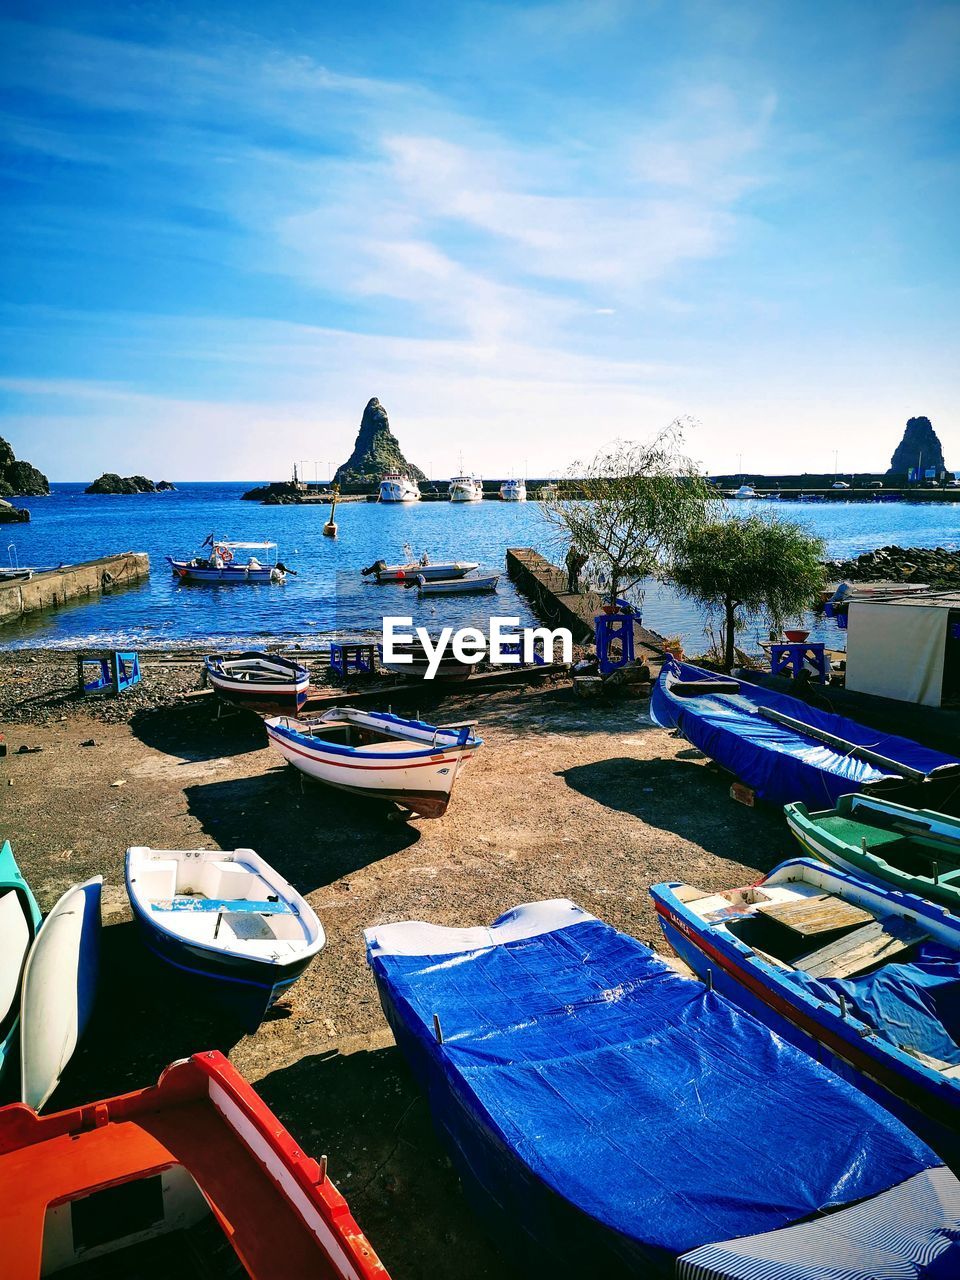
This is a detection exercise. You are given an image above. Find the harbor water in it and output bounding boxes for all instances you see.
[4,483,959,652]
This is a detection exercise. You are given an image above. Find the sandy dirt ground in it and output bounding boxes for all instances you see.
[0,653,797,1278]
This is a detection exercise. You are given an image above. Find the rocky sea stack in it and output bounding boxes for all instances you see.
[85,474,176,494]
[0,436,49,497]
[334,398,425,485]
[887,416,949,478]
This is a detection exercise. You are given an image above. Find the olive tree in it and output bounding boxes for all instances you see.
[670,514,826,670]
[540,422,716,606]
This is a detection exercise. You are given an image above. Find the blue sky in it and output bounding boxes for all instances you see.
[1,0,957,480]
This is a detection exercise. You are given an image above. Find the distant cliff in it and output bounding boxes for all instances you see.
[887,416,948,477]
[85,474,176,494]
[334,398,425,485]
[0,436,49,496]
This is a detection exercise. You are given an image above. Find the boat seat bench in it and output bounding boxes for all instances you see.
[151,897,293,915]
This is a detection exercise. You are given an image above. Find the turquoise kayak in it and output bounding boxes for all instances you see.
[0,839,42,1078]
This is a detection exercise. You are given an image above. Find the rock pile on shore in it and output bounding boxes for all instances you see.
[825,544,960,585]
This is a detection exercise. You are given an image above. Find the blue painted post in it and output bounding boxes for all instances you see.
[595,600,639,675]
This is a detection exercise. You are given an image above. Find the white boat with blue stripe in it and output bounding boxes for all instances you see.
[265,707,482,818]
[125,847,324,1030]
[167,537,289,583]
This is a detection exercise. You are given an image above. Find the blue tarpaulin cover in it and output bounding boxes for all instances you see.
[794,942,960,1067]
[649,658,958,808]
[366,900,946,1276]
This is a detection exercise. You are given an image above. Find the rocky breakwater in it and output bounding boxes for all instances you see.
[825,545,960,586]
[85,474,175,494]
[0,436,48,519]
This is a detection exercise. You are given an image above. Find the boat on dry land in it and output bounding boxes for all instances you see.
[0,1050,389,1279]
[204,651,310,714]
[0,840,41,1081]
[651,656,960,808]
[265,706,481,817]
[785,793,960,911]
[367,897,960,1277]
[125,846,324,1029]
[652,856,960,1168]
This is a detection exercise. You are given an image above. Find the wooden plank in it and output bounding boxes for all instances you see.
[756,894,873,937]
[755,706,927,783]
[673,884,710,904]
[752,947,795,972]
[796,916,927,980]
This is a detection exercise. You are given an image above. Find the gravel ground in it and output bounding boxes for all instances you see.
[0,650,796,1278]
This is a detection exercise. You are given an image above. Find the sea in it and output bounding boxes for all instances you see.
[4,483,959,654]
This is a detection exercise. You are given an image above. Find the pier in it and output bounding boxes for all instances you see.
[0,551,150,625]
[506,547,668,668]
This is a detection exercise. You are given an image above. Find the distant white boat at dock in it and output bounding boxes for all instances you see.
[449,474,483,502]
[500,478,526,502]
[379,472,421,503]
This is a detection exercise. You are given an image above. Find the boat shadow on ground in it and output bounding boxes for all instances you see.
[42,920,248,1113]
[183,769,421,893]
[558,756,796,870]
[129,699,267,761]
[256,1046,519,1280]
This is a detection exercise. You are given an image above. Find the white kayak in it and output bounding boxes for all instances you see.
[21,876,102,1110]
[265,707,482,818]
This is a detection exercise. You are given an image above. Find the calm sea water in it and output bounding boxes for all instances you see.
[4,483,959,652]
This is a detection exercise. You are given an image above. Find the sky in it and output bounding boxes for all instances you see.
[0,1,957,481]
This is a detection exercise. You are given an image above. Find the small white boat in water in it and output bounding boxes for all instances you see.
[731,484,758,499]
[265,707,482,818]
[21,876,101,1110]
[499,478,526,502]
[168,538,289,583]
[126,847,324,1029]
[379,472,421,503]
[362,557,479,582]
[449,474,483,502]
[415,573,499,596]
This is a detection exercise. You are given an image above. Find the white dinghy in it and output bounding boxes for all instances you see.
[21,876,102,1110]
[265,707,482,818]
[415,573,499,596]
[126,847,325,1030]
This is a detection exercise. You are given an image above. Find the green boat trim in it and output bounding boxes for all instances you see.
[0,839,42,1077]
[784,794,960,914]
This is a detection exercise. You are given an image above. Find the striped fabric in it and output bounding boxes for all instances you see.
[678,1166,960,1280]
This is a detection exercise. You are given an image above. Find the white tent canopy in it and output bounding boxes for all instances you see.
[845,601,948,707]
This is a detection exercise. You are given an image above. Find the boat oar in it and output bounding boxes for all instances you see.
[755,706,926,783]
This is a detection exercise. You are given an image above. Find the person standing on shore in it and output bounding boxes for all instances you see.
[566,545,588,594]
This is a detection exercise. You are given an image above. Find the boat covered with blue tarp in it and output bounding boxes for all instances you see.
[650,656,959,809]
[366,898,960,1278]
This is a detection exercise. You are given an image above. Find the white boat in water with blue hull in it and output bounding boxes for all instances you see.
[125,847,324,1030]
[366,898,960,1278]
[265,707,482,818]
[168,538,289,583]
[652,857,960,1170]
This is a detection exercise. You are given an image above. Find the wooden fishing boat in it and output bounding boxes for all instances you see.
[367,898,960,1277]
[0,840,41,1080]
[361,558,479,583]
[126,847,324,1030]
[0,1050,388,1279]
[785,793,960,911]
[204,652,310,714]
[265,708,481,818]
[650,656,960,808]
[21,876,101,1111]
[413,573,499,596]
[652,857,960,1169]
[168,538,289,583]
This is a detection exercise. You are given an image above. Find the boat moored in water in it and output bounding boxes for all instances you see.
[448,474,483,502]
[652,857,960,1167]
[379,472,421,502]
[499,478,526,501]
[265,707,482,817]
[361,557,479,582]
[785,792,960,911]
[167,538,288,583]
[0,1050,389,1279]
[367,897,960,1276]
[125,846,325,1029]
[204,651,310,714]
[413,573,499,596]
[650,657,960,809]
